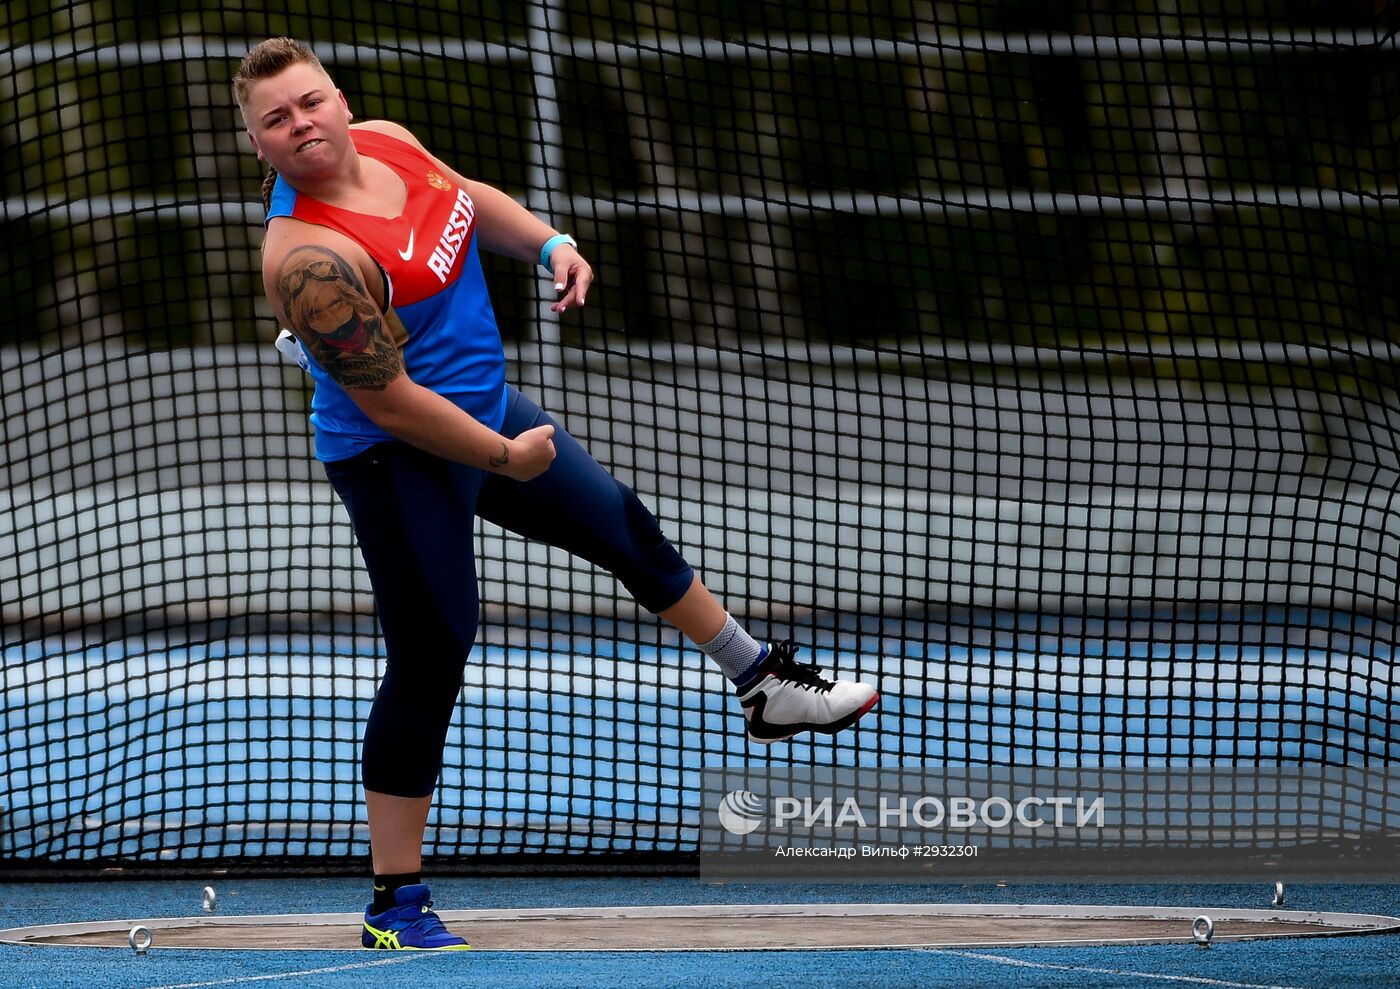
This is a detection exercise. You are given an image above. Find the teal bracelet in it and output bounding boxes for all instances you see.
[538,233,577,269]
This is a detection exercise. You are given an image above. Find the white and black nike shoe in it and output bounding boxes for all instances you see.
[737,640,878,743]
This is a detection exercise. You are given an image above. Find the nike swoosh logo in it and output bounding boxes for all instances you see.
[398,229,415,261]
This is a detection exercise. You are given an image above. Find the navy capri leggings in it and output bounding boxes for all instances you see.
[322,386,695,797]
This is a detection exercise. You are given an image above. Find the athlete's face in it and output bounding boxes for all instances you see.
[242,62,353,178]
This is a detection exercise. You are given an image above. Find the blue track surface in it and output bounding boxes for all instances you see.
[5,632,1396,861]
[4,626,1398,985]
[1,878,1398,988]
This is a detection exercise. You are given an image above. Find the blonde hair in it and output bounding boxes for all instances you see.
[232,38,329,210]
[233,37,326,112]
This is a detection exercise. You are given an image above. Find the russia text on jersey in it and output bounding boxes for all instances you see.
[429,187,476,283]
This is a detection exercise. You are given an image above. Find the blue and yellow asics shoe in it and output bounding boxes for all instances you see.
[362,884,470,950]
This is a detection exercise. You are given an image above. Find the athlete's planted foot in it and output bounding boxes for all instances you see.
[737,640,878,743]
[362,884,470,950]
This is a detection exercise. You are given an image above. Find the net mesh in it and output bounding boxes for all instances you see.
[1,1,1397,875]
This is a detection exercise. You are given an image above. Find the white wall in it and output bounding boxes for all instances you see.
[2,341,1397,631]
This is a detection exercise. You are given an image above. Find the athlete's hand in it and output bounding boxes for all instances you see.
[549,245,593,314]
[496,424,557,481]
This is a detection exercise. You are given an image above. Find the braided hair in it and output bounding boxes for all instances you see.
[260,166,278,212]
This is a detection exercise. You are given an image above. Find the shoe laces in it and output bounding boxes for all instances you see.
[405,901,450,936]
[766,640,835,693]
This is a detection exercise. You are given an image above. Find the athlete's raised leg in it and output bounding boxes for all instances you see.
[476,387,878,742]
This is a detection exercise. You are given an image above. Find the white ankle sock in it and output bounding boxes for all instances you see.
[695,614,765,683]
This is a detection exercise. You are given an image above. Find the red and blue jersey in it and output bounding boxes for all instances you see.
[266,128,507,462]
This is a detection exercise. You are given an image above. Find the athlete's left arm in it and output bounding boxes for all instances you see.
[355,120,592,313]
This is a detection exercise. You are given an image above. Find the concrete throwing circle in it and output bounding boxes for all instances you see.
[4,904,1399,952]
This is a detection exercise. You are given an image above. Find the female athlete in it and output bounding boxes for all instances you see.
[234,38,877,950]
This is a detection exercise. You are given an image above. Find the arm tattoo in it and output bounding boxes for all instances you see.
[275,245,404,391]
[489,442,510,468]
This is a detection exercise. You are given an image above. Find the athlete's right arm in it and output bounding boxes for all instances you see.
[262,232,556,481]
